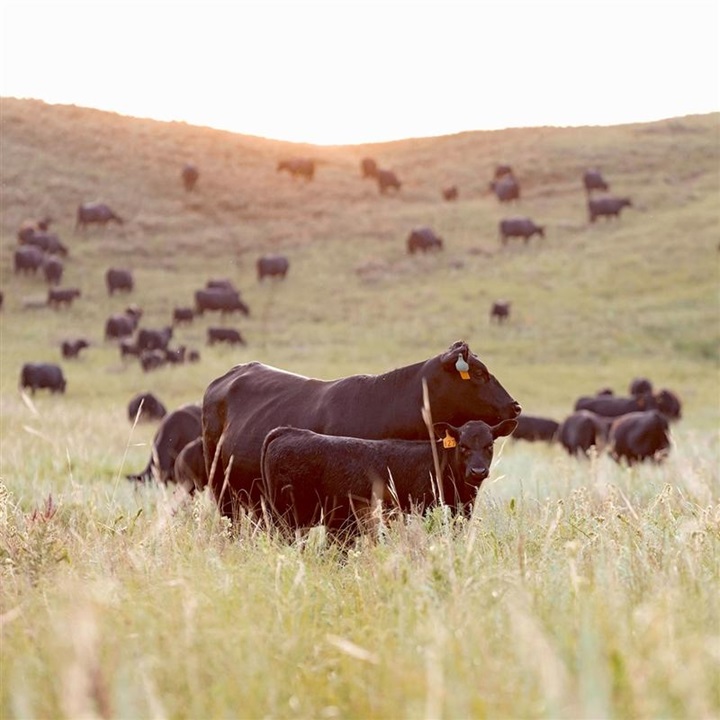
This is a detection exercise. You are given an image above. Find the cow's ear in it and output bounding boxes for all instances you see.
[434,423,460,448]
[492,419,518,438]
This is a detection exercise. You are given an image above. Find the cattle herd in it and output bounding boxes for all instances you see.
[8,153,673,546]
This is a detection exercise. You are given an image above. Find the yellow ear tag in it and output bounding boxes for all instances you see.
[455,355,470,380]
[443,431,457,449]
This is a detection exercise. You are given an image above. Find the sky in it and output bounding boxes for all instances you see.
[1,0,718,146]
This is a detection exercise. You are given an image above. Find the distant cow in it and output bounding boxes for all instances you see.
[194,288,249,316]
[208,327,246,346]
[407,227,443,254]
[583,169,609,194]
[442,186,459,201]
[47,287,81,309]
[172,306,195,325]
[127,392,167,423]
[140,351,167,372]
[257,255,290,280]
[164,346,187,364]
[557,410,612,456]
[260,419,517,538]
[490,176,520,203]
[494,165,514,180]
[588,196,632,222]
[173,437,208,494]
[126,404,202,485]
[119,340,141,360]
[43,256,63,285]
[181,163,199,192]
[76,202,124,230]
[14,246,44,275]
[629,377,653,397]
[104,308,142,340]
[361,157,378,178]
[106,268,134,295]
[490,301,511,323]
[205,279,238,292]
[574,393,654,418]
[277,158,315,180]
[499,217,545,244]
[376,169,401,194]
[21,231,68,256]
[61,339,89,359]
[608,410,671,465]
[137,326,173,352]
[20,363,66,394]
[17,217,52,243]
[511,414,559,443]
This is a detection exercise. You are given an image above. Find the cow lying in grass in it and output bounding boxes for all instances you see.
[260,418,517,542]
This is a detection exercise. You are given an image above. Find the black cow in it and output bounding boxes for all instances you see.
[629,377,653,396]
[557,410,612,456]
[61,339,89,359]
[194,288,250,316]
[511,414,559,443]
[407,227,443,254]
[490,301,511,324]
[17,217,52,243]
[206,279,238,292]
[376,169,401,194]
[202,340,521,519]
[127,404,202,485]
[173,437,208,494]
[48,287,81,309]
[499,217,545,244]
[181,163,199,192]
[588,196,632,222]
[261,419,517,539]
[277,158,315,180]
[127,392,167,423]
[608,410,671,465]
[583,169,609,194]
[257,255,290,280]
[574,393,653,418]
[494,165,514,180]
[14,246,44,275]
[76,202,124,230]
[119,340,141,360]
[104,308,142,340]
[207,327,246,346]
[173,307,195,325]
[654,389,682,421]
[106,268,134,295]
[140,351,167,372]
[20,363,66,394]
[490,176,520,203]
[361,157,378,178]
[164,346,187,365]
[21,231,68,256]
[442,186,459,201]
[43,256,63,285]
[137,326,173,352]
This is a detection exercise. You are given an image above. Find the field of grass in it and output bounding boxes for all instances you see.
[1,98,718,718]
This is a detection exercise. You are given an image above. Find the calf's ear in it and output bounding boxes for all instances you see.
[491,419,518,438]
[433,422,460,448]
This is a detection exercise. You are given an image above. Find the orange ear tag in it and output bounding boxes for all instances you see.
[455,355,471,380]
[443,431,457,449]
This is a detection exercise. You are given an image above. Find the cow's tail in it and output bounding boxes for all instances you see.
[126,456,153,484]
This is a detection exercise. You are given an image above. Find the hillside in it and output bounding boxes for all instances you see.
[1,98,718,427]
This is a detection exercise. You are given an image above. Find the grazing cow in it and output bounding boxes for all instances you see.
[557,410,612,456]
[61,339,89,359]
[14,246,45,275]
[174,437,208,494]
[261,419,517,539]
[187,349,201,363]
[490,176,520,203]
[43,256,63,285]
[511,414,559,443]
[257,255,290,280]
[376,169,401,194]
[583,169,609,194]
[207,327,246,346]
[106,268,134,295]
[76,202,124,230]
[629,377,653,397]
[127,392,167,423]
[608,410,671,465]
[499,217,545,244]
[181,163,199,192]
[173,306,195,325]
[194,288,250,316]
[588,196,632,222]
[164,346,187,364]
[277,158,315,180]
[17,217,52,243]
[119,340,141,360]
[442,185,459,201]
[361,157,378,178]
[47,287,81,309]
[19,363,66,394]
[202,339,521,519]
[21,231,68,257]
[140,351,167,372]
[490,301,511,324]
[104,309,142,340]
[126,404,202,485]
[574,393,654,418]
[137,326,173,352]
[206,278,238,292]
[407,227,443,254]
